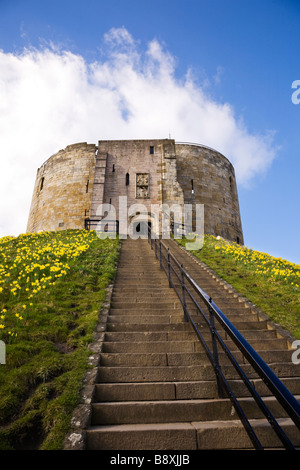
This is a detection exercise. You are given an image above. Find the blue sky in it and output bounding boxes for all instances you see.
[0,0,300,263]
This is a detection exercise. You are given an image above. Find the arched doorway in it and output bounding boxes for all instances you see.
[128,213,154,239]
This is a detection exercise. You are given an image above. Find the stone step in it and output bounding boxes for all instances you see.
[94,377,300,402]
[101,337,289,353]
[106,314,184,324]
[108,306,183,314]
[85,417,300,450]
[99,349,294,367]
[194,417,300,450]
[111,292,242,305]
[113,281,170,286]
[110,292,249,302]
[104,321,271,334]
[99,351,240,367]
[105,315,271,332]
[112,284,164,288]
[110,298,251,311]
[103,330,286,348]
[114,274,167,280]
[90,396,295,426]
[97,365,218,383]
[111,291,175,297]
[104,324,280,344]
[213,308,260,316]
[102,341,198,353]
[104,331,198,342]
[96,363,299,383]
[86,422,198,450]
[107,307,258,318]
[111,294,181,301]
[110,301,182,309]
[93,380,232,402]
[105,322,191,332]
[115,273,165,277]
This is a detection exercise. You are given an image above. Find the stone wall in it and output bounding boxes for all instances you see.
[175,143,244,244]
[26,142,97,232]
[93,139,184,233]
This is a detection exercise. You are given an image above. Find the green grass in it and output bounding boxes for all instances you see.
[176,235,300,340]
[0,230,120,450]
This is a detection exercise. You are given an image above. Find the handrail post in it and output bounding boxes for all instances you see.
[159,241,162,269]
[154,237,157,259]
[181,264,188,322]
[167,249,171,287]
[209,297,223,398]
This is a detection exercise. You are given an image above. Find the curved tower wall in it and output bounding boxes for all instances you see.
[175,143,243,244]
[26,143,97,232]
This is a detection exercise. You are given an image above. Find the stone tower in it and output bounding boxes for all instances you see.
[26,139,244,244]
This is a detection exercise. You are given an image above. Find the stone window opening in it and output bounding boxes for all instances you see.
[191,179,194,194]
[126,173,130,186]
[40,177,44,191]
[112,164,115,172]
[150,146,154,155]
[86,180,89,193]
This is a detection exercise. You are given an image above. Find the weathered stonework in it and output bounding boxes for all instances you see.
[26,142,97,232]
[26,139,243,244]
[175,143,244,244]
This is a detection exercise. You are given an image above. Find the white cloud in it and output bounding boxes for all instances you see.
[103,26,135,48]
[0,27,277,236]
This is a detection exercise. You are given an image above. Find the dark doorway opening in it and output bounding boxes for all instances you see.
[133,220,151,237]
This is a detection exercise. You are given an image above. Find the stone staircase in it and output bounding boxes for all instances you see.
[85,238,300,450]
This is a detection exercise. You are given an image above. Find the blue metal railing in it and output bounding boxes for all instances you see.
[148,231,300,450]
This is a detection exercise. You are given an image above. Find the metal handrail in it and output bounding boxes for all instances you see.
[85,218,119,234]
[148,230,300,450]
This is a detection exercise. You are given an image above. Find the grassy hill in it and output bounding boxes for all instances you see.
[0,230,120,450]
[177,235,300,340]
